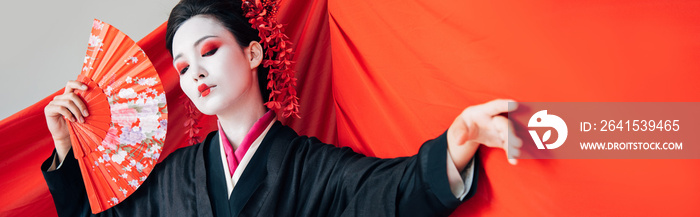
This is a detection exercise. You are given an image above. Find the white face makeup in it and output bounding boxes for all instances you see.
[171,15,259,116]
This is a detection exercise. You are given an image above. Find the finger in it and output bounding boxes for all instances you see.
[493,115,520,165]
[507,132,521,166]
[52,104,77,122]
[64,80,88,94]
[496,117,521,159]
[481,99,517,116]
[493,116,509,148]
[45,101,65,119]
[506,118,522,159]
[509,142,521,158]
[507,120,522,148]
[54,98,85,123]
[66,92,89,117]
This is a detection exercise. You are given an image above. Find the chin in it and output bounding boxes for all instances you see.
[190,101,216,116]
[187,94,219,115]
[198,105,220,116]
[197,101,233,116]
[199,109,217,116]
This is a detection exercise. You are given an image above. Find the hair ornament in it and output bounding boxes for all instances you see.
[242,0,299,118]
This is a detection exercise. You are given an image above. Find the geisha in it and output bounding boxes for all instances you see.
[41,0,521,216]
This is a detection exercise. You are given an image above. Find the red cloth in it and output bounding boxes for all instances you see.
[2,0,700,216]
[328,0,700,216]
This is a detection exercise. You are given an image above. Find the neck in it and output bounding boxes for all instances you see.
[217,104,266,150]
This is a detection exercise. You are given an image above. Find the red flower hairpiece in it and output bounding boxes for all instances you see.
[242,0,299,118]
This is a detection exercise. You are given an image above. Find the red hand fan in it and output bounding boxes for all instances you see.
[66,19,167,213]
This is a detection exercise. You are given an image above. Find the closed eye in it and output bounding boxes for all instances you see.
[202,48,218,57]
[175,60,189,75]
[179,66,189,75]
[175,66,190,75]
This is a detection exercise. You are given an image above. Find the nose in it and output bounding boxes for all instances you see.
[190,64,207,81]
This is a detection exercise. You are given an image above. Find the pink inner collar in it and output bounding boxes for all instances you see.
[218,110,275,176]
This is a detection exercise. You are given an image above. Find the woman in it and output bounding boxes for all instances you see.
[42,0,521,216]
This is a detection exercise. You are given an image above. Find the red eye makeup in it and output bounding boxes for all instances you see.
[200,40,221,57]
[175,61,189,74]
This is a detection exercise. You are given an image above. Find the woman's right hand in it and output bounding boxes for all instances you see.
[44,80,89,163]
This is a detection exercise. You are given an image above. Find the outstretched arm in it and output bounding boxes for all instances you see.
[447,99,521,171]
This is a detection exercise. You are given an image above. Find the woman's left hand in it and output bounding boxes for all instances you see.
[447,99,521,171]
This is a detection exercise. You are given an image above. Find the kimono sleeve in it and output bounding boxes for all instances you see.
[40,143,211,217]
[284,130,478,217]
[41,149,92,217]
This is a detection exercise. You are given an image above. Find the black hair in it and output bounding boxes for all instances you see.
[165,0,270,104]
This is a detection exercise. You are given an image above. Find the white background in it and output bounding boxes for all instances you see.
[0,0,179,120]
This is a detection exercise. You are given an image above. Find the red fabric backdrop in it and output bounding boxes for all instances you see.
[328,0,700,216]
[1,0,699,216]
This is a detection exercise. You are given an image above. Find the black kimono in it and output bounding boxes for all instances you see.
[42,121,478,216]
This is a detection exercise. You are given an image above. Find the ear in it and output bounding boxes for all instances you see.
[246,41,263,69]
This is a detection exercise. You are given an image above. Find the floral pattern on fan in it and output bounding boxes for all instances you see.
[68,19,167,213]
[96,77,167,188]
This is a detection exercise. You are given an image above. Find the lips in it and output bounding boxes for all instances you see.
[198,84,213,97]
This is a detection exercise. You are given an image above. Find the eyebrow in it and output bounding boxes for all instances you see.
[173,35,217,63]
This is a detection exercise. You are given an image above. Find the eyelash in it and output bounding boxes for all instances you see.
[179,66,189,75]
[202,48,218,57]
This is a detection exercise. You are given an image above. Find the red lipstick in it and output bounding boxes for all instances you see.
[198,84,212,97]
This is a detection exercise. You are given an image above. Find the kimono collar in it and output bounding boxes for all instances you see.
[217,110,276,176]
